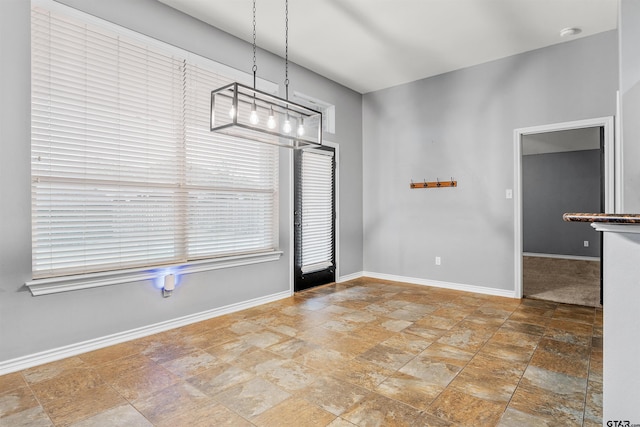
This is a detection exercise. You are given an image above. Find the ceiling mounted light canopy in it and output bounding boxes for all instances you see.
[559,27,582,37]
[210,0,322,149]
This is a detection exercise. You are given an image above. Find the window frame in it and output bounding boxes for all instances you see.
[26,0,282,296]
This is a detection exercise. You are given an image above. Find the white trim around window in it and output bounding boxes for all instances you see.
[25,251,283,296]
[28,0,282,295]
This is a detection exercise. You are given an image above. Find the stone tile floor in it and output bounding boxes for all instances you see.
[0,278,603,426]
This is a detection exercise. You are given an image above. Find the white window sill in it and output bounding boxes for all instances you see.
[25,251,283,296]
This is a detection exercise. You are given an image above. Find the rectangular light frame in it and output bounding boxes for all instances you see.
[211,82,323,149]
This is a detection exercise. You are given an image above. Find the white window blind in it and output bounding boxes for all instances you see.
[30,3,278,280]
[184,63,278,259]
[300,149,334,273]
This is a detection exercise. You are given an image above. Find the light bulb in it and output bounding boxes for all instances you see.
[267,113,276,129]
[297,119,305,137]
[283,117,292,134]
[267,107,276,129]
[249,104,259,125]
[229,106,236,119]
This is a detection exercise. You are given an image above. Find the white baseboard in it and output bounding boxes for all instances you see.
[337,271,364,283]
[1,272,519,375]
[362,271,517,299]
[523,252,600,262]
[0,290,291,376]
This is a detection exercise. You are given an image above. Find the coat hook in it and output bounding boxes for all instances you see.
[451,177,455,185]
[436,178,441,187]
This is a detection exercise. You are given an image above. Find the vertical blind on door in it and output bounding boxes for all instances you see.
[30,4,278,279]
[299,149,335,273]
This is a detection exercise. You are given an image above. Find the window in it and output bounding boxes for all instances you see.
[292,91,336,135]
[30,2,279,281]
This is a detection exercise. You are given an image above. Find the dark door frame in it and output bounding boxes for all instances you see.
[293,144,337,292]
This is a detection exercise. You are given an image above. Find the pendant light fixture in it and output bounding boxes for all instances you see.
[210,0,322,149]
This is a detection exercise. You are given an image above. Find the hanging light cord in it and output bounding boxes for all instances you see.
[284,0,289,100]
[252,0,257,89]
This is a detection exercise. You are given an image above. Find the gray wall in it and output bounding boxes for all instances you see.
[363,31,617,292]
[0,0,363,364]
[522,150,601,257]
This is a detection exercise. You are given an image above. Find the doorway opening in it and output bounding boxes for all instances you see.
[514,117,614,306]
[293,143,337,292]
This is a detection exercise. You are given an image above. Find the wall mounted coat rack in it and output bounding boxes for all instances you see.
[410,178,457,189]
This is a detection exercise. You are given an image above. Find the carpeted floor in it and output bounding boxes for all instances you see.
[523,256,601,307]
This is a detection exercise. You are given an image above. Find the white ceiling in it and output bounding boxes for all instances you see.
[157,0,618,94]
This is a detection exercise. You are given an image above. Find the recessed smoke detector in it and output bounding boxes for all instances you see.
[560,27,582,37]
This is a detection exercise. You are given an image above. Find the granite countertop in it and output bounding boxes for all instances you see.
[563,213,640,224]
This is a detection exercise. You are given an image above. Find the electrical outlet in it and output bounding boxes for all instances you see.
[435,256,441,266]
[506,189,513,199]
[584,240,589,247]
